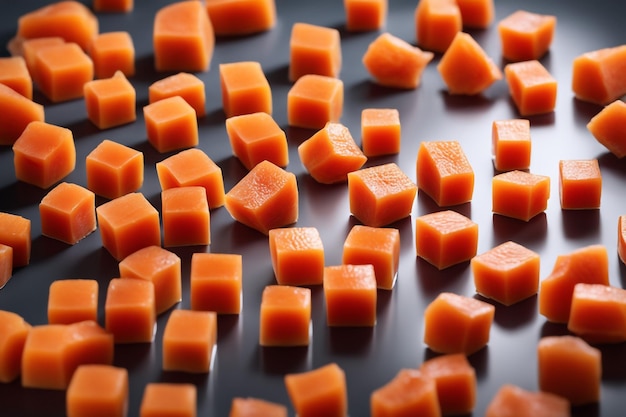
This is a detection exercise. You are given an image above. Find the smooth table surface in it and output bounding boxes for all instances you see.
[1,0,626,416]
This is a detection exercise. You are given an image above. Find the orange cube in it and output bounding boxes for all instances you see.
[259,285,311,346]
[66,365,128,417]
[84,71,136,130]
[65,321,115,377]
[415,0,462,53]
[420,353,477,415]
[39,182,96,245]
[48,279,99,324]
[85,139,144,199]
[162,186,210,247]
[324,264,377,327]
[149,72,206,117]
[289,22,341,81]
[587,99,626,158]
[492,170,550,221]
[417,140,474,206]
[162,309,217,373]
[156,148,225,210]
[89,32,135,79]
[284,363,347,417]
[118,245,182,315]
[472,241,540,306]
[361,108,401,157]
[370,369,440,417]
[0,310,31,383]
[220,61,272,118]
[0,212,31,267]
[21,37,65,78]
[423,292,495,355]
[269,227,325,286]
[342,225,400,290]
[144,95,198,153]
[492,119,531,171]
[344,0,387,31]
[415,210,478,270]
[229,397,287,417]
[190,252,242,314]
[0,56,32,99]
[93,0,134,13]
[287,74,344,129]
[140,383,197,417]
[504,60,557,116]
[0,83,44,146]
[13,121,76,189]
[0,245,12,289]
[572,45,626,106]
[298,122,367,184]
[455,0,494,29]
[225,112,288,170]
[568,283,626,344]
[206,0,276,36]
[105,278,156,343]
[620,215,626,265]
[96,192,161,261]
[498,10,556,62]
[559,159,602,210]
[485,384,570,417]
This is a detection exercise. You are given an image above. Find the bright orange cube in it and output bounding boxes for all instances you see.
[559,159,602,210]
[269,227,325,286]
[492,119,531,172]
[190,252,242,314]
[39,182,96,245]
[144,95,198,153]
[21,37,65,78]
[105,278,156,344]
[34,42,94,102]
[66,364,128,417]
[289,22,341,81]
[492,170,550,221]
[568,283,626,344]
[284,363,347,417]
[0,245,12,289]
[287,74,344,129]
[83,71,136,130]
[415,0,462,53]
[259,285,311,346]
[140,383,197,417]
[48,279,99,324]
[504,59,557,116]
[324,264,377,327]
[586,99,626,158]
[485,384,570,417]
[455,0,494,29]
[89,31,135,79]
[85,139,144,199]
[420,353,477,415]
[162,186,210,247]
[149,72,206,117]
[0,212,31,267]
[0,56,32,99]
[220,61,272,118]
[162,309,217,373]
[0,83,44,146]
[344,0,388,32]
[572,46,626,106]
[498,10,556,62]
[206,0,276,36]
[93,0,134,13]
[370,369,440,417]
[361,108,401,157]
[229,397,288,417]
[0,310,31,383]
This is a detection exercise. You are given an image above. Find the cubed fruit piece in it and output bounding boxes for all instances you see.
[619,215,626,265]
[586,99,626,158]
[144,95,198,153]
[420,353,477,415]
[139,383,196,417]
[492,170,550,221]
[415,0,462,53]
[0,83,44,146]
[455,0,494,29]
[21,37,65,78]
[559,159,602,209]
[105,278,156,344]
[0,245,12,289]
[85,139,144,200]
[323,264,377,327]
[65,321,114,379]
[572,45,626,105]
[371,369,440,417]
[35,42,94,103]
[149,72,206,117]
[485,384,570,417]
[84,71,136,130]
[229,397,287,417]
[162,309,217,373]
[344,0,387,32]
[287,74,344,129]
[0,56,32,99]
[269,227,325,286]
[568,283,626,344]
[162,186,210,247]
[220,61,272,118]
[93,0,134,13]
[423,292,495,355]
[39,182,95,245]
[190,253,242,314]
[504,60,557,116]
[0,212,31,267]
[206,0,276,36]
[48,279,98,324]
[361,108,401,157]
[498,10,556,62]
[259,285,311,346]
[89,31,135,79]
[284,363,347,417]
[0,310,31,383]
[492,119,531,171]
[289,22,341,81]
[66,365,128,417]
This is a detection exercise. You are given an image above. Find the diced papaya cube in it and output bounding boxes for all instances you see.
[0,212,31,267]
[48,279,98,324]
[559,159,602,210]
[620,215,626,265]
[0,56,32,99]
[485,384,570,417]
[423,292,495,355]
[420,353,476,415]
[287,74,344,129]
[105,278,156,344]
[492,170,550,221]
[455,0,494,29]
[298,122,366,184]
[144,95,198,153]
[118,245,182,315]
[370,369,440,417]
[0,245,12,289]
[268,227,324,286]
[21,324,72,389]
[537,335,601,406]
[96,192,161,261]
[492,119,531,171]
[539,244,609,324]
[289,22,341,81]
[362,32,433,89]
[140,383,196,417]
[344,0,387,32]
[85,139,144,199]
[437,32,502,95]
[229,397,288,417]
[324,264,377,327]
[259,285,311,346]
[0,310,31,383]
[568,283,626,344]
[84,71,136,130]
[504,60,557,116]
[190,252,242,314]
[225,160,298,235]
[220,61,272,118]
[498,10,556,62]
[89,32,135,79]
[162,309,217,373]
[66,364,128,417]
[0,84,44,146]
[587,99,626,158]
[21,37,65,77]
[415,0,462,53]
[39,182,96,245]
[162,186,210,247]
[153,0,215,72]
[156,148,225,209]
[572,45,626,105]
[342,225,400,290]
[417,140,474,206]
[64,321,115,381]
[206,0,276,36]
[93,0,134,13]
[225,112,288,170]
[35,42,94,103]
[149,72,206,117]
[361,108,401,157]
[284,363,347,417]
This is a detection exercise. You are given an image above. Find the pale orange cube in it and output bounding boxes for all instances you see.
[34,42,94,102]
[492,119,531,171]
[162,309,217,373]
[94,0,134,13]
[342,225,400,290]
[105,278,156,343]
[415,0,462,53]
[572,45,626,106]
[620,215,626,265]
[190,252,242,314]
[21,37,65,79]
[144,95,198,153]
[0,83,44,146]
[344,0,388,31]
[206,0,276,36]
[287,74,344,129]
[96,192,161,261]
[472,241,540,306]
[0,310,31,383]
[259,285,311,346]
[13,121,76,189]
[455,0,494,29]
[0,212,31,267]
[162,186,210,247]
[587,99,626,158]
[220,61,272,118]
[284,363,347,417]
[361,108,401,157]
[89,32,135,79]
[0,56,32,99]
[84,71,136,130]
[504,60,557,116]
[420,353,477,415]
[568,283,626,344]
[415,210,478,270]
[268,227,325,286]
[423,292,495,355]
[225,112,288,170]
[324,264,377,327]
[118,245,182,315]
[0,245,12,289]
[140,383,197,417]
[86,139,144,199]
[289,22,341,81]
[66,365,128,417]
[149,72,206,117]
[559,159,602,210]
[156,148,225,209]
[39,182,96,245]
[492,170,550,221]
[498,10,556,62]
[370,369,440,417]
[229,397,287,417]
[48,279,99,324]
[485,384,570,417]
